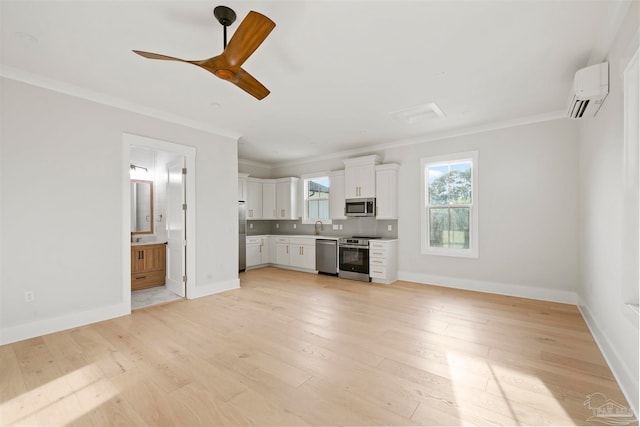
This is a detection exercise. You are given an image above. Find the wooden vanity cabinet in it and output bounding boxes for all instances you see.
[131,243,166,290]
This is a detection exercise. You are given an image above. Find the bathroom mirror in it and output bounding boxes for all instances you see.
[131,180,154,235]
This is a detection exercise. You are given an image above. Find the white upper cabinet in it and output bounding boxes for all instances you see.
[276,177,300,219]
[246,178,263,219]
[241,176,299,220]
[262,181,277,219]
[375,164,399,219]
[238,173,249,202]
[329,170,346,220]
[343,155,381,199]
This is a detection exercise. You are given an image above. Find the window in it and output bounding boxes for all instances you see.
[302,175,331,224]
[421,151,478,257]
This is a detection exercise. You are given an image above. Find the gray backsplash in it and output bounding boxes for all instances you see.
[247,217,398,239]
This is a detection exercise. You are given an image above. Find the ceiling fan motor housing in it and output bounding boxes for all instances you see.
[214,6,236,26]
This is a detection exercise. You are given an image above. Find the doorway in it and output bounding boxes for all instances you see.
[123,133,196,311]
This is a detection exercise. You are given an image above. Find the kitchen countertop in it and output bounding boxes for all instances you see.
[246,234,398,241]
[131,240,167,246]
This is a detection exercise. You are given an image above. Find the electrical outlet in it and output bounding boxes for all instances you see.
[25,291,35,302]
[387,225,392,231]
[332,224,338,230]
[249,223,253,229]
[339,224,343,230]
[293,224,297,229]
[276,223,279,229]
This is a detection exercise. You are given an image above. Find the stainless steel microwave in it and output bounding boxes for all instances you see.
[345,198,376,217]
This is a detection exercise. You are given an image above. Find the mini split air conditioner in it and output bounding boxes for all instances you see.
[567,62,609,119]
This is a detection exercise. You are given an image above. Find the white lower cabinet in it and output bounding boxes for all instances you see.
[246,236,269,268]
[268,236,277,264]
[369,240,398,284]
[289,237,316,270]
[274,237,291,265]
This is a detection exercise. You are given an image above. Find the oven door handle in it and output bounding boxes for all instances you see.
[339,244,368,249]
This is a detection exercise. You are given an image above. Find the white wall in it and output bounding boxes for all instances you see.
[576,1,639,414]
[0,78,239,344]
[238,159,274,178]
[391,120,580,303]
[275,119,580,304]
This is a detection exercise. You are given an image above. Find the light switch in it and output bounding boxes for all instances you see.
[276,224,279,229]
[332,224,338,230]
[293,224,297,229]
[387,225,392,231]
[249,223,253,229]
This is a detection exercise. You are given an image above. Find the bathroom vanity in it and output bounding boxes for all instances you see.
[131,243,166,290]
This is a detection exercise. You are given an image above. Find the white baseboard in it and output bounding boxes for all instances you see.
[0,278,240,345]
[578,298,639,418]
[0,302,130,346]
[397,271,577,305]
[188,278,239,299]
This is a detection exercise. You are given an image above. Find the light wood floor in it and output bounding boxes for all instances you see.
[0,267,631,426]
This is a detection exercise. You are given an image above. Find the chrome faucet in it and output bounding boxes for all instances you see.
[314,220,323,235]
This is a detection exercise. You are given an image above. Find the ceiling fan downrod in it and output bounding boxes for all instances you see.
[214,5,237,49]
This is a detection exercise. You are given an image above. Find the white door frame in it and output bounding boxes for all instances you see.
[122,133,196,308]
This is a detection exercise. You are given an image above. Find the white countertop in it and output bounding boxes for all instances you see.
[246,234,397,241]
[247,234,339,240]
[131,240,167,246]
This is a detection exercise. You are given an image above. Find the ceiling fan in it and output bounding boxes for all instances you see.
[133,6,275,100]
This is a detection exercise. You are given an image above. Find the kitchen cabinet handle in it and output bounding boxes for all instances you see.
[286,245,289,254]
[135,276,146,280]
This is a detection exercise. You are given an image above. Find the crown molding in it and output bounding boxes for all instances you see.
[2,65,568,171]
[270,109,568,169]
[237,158,273,169]
[0,65,241,140]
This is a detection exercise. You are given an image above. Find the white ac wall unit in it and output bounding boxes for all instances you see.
[567,62,609,119]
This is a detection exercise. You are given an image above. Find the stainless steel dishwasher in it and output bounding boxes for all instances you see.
[316,239,338,276]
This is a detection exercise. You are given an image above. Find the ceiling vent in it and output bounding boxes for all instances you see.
[567,62,609,119]
[390,102,446,124]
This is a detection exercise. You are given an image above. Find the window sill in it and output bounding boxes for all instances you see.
[421,249,479,259]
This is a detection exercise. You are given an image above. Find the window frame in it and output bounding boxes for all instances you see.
[301,172,332,225]
[421,151,479,258]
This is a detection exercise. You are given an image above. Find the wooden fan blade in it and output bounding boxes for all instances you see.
[230,67,270,100]
[132,50,191,63]
[223,11,275,69]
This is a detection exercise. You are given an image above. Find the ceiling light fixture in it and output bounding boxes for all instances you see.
[130,164,148,172]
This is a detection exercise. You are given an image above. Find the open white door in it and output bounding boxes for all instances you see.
[166,157,186,297]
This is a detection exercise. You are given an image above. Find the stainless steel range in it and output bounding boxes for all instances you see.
[338,236,379,282]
